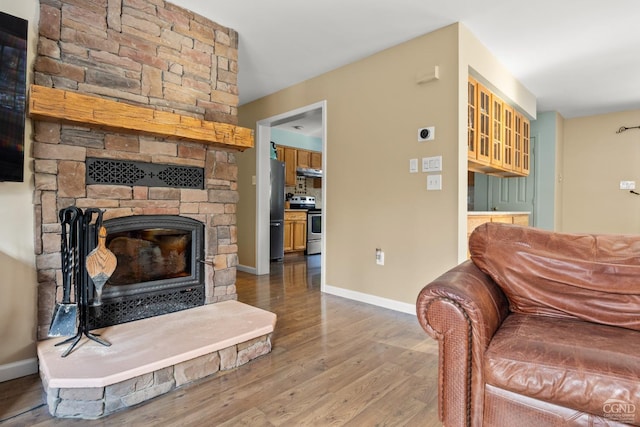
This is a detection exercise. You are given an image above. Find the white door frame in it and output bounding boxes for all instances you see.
[255,100,327,281]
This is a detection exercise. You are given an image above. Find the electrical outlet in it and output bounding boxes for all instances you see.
[376,248,385,265]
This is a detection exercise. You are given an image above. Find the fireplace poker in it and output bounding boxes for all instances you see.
[48,207,80,337]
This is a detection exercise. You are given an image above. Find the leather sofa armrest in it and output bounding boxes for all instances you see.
[416,259,510,427]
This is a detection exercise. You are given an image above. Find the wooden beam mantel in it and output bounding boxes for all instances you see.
[28,85,254,151]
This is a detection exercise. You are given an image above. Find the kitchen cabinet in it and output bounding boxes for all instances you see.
[284,210,307,253]
[513,111,531,175]
[274,144,322,187]
[297,149,311,168]
[502,104,514,171]
[521,114,530,175]
[468,77,529,177]
[284,147,297,186]
[467,78,478,160]
[296,148,322,170]
[490,94,504,168]
[311,151,322,169]
[310,151,322,188]
[475,80,492,165]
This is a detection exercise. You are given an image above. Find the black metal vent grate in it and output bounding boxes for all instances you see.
[86,157,204,189]
[88,287,205,329]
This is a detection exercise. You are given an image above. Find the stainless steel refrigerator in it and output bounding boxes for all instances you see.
[270,159,285,261]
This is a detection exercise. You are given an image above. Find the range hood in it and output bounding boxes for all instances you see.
[296,167,322,178]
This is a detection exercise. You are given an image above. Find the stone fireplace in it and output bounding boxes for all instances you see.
[89,214,206,328]
[32,0,253,339]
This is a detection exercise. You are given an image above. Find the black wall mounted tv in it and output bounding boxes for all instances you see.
[0,11,27,182]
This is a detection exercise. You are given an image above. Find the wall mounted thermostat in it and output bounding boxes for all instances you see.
[418,126,435,141]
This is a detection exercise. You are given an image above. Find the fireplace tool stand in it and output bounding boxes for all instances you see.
[55,207,112,357]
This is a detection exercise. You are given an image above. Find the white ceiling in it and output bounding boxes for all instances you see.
[172,0,640,120]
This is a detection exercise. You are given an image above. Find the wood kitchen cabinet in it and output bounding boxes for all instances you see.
[468,78,478,160]
[275,144,323,187]
[295,148,322,170]
[514,113,523,173]
[503,104,514,171]
[477,81,492,165]
[284,147,297,186]
[296,149,311,168]
[284,210,307,253]
[311,151,322,169]
[276,146,284,161]
[490,94,504,168]
[468,77,529,177]
[513,111,531,175]
[310,151,322,188]
[521,115,530,175]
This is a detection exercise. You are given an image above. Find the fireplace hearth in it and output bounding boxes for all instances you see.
[88,215,205,329]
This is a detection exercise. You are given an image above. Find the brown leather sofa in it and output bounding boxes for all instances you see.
[416,222,640,427]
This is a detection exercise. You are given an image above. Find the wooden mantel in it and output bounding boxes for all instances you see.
[28,85,254,151]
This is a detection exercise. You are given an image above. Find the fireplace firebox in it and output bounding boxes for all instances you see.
[88,215,205,329]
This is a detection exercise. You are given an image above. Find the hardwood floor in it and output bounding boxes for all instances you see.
[0,255,441,426]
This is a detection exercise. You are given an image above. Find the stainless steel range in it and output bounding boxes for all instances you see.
[289,196,322,255]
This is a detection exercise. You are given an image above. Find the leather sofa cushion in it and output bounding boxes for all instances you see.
[469,222,640,331]
[484,314,640,424]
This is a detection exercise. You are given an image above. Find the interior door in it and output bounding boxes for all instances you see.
[488,137,536,224]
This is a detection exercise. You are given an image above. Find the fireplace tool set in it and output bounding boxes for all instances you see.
[49,207,117,357]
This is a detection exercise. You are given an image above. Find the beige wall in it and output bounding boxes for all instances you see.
[237,23,535,306]
[0,0,38,370]
[236,145,256,268]
[561,109,640,234]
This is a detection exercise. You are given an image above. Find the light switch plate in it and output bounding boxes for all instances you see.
[409,158,418,173]
[422,155,442,172]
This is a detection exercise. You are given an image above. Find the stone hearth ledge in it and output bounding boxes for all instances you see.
[38,301,276,419]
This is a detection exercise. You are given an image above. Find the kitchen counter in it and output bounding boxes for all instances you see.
[468,211,531,215]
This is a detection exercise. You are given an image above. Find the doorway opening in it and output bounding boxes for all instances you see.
[254,101,327,292]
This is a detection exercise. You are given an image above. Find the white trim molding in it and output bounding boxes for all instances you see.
[237,264,257,275]
[0,357,38,383]
[323,285,416,315]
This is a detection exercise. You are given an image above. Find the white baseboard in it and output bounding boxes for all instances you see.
[323,285,416,315]
[237,264,257,275]
[0,357,38,383]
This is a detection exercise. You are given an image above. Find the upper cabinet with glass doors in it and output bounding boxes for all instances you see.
[467,76,530,177]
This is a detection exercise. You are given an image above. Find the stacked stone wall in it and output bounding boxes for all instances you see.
[33,0,242,338]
